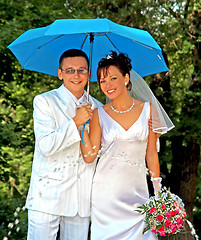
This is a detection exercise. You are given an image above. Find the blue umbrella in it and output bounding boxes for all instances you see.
[8,18,168,96]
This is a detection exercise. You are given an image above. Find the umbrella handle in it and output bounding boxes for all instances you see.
[87,33,94,102]
[81,120,90,146]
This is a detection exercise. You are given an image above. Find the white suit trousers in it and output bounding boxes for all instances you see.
[27,210,90,240]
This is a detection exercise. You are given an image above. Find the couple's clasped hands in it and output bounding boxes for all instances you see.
[73,103,93,128]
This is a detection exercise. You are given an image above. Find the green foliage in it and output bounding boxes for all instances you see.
[0,0,66,200]
[0,197,27,240]
[89,82,106,104]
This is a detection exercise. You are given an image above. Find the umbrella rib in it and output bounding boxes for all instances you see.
[106,34,156,52]
[80,35,88,50]
[105,34,121,53]
[131,40,167,67]
[37,35,65,49]
[132,40,154,50]
[23,34,65,68]
[106,33,156,51]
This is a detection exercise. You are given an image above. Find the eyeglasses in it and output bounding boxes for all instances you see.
[60,68,88,75]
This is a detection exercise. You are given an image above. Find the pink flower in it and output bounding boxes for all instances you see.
[182,211,187,218]
[158,226,166,236]
[176,218,183,225]
[161,205,166,210]
[165,219,172,227]
[159,231,166,236]
[165,212,171,218]
[171,224,177,232]
[170,210,176,217]
[156,214,163,222]
[150,207,156,214]
[175,208,180,213]
[177,224,182,229]
[173,202,178,206]
[151,226,157,233]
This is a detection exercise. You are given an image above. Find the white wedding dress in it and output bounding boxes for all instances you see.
[91,102,158,240]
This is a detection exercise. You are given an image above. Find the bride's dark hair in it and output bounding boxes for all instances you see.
[97,51,132,90]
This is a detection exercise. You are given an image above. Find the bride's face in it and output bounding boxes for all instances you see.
[99,65,129,99]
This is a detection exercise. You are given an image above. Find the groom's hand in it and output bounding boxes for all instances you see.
[73,104,93,128]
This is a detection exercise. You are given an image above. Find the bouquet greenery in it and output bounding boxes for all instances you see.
[137,188,187,237]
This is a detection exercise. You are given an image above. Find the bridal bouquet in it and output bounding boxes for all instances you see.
[137,188,187,237]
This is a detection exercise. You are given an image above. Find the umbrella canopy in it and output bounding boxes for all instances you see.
[8,18,168,82]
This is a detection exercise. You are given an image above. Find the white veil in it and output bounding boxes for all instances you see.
[129,69,175,134]
[106,69,174,135]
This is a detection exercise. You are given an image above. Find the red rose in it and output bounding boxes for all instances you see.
[156,214,163,222]
[161,205,166,210]
[159,231,166,236]
[158,226,165,232]
[165,219,172,227]
[176,218,183,225]
[150,207,156,214]
[170,210,176,217]
[171,224,177,232]
[165,212,171,218]
[151,226,157,233]
[182,212,187,218]
[176,224,182,229]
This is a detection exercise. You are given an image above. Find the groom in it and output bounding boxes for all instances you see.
[25,49,102,240]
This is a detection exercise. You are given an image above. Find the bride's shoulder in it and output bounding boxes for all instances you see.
[93,103,109,114]
[134,99,145,107]
[134,99,151,112]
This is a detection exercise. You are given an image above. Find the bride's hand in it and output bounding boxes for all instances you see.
[148,118,152,130]
[148,118,161,138]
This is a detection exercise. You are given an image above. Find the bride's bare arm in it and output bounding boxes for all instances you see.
[146,104,160,178]
[146,129,160,178]
[80,108,102,163]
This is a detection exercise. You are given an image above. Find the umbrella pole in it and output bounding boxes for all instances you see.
[87,33,94,102]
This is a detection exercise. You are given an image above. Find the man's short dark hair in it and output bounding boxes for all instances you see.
[59,49,89,69]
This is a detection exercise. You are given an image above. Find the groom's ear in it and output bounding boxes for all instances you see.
[58,68,63,80]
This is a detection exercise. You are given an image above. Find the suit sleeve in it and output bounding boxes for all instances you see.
[33,94,81,157]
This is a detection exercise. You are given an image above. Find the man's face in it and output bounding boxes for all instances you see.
[58,56,89,99]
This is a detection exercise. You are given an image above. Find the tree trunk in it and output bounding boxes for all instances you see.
[169,136,200,240]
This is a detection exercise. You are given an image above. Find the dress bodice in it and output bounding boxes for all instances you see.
[98,102,150,147]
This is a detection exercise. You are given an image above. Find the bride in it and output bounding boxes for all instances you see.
[79,51,174,240]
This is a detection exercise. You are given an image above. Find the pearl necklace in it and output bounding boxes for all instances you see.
[111,98,135,113]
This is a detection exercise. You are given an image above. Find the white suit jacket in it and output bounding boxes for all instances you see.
[25,84,102,217]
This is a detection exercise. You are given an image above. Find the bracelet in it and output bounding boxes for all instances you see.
[151,177,162,182]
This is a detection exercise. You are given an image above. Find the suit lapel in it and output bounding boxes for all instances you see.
[55,84,77,118]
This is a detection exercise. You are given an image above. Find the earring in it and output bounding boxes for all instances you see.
[125,83,127,86]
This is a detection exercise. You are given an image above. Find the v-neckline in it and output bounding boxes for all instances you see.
[101,102,146,132]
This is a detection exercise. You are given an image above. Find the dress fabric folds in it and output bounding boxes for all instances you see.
[91,102,158,240]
